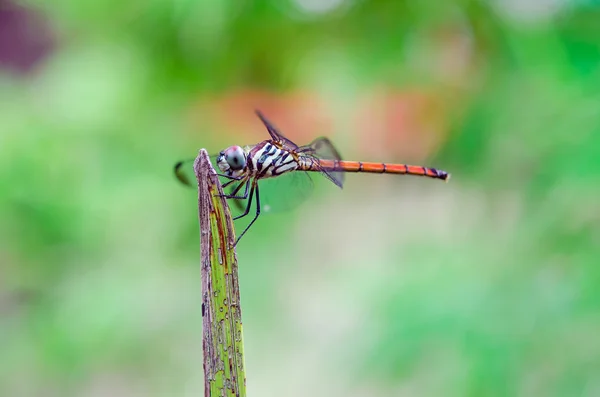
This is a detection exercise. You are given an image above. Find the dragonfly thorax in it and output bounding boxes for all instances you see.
[247,141,301,179]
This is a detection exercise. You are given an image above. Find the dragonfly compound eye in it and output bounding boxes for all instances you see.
[225,146,246,171]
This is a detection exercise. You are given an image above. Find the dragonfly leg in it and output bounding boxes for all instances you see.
[220,179,250,200]
[217,173,245,182]
[232,181,255,221]
[221,178,237,189]
[234,181,260,246]
[219,173,244,189]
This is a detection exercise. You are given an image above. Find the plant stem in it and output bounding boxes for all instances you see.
[195,149,246,397]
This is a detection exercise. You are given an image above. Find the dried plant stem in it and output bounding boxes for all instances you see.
[194,149,246,397]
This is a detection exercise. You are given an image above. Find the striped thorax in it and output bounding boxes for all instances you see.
[216,141,300,180]
[247,141,300,178]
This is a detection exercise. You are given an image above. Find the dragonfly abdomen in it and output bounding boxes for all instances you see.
[305,159,450,181]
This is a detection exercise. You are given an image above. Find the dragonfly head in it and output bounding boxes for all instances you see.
[216,145,247,176]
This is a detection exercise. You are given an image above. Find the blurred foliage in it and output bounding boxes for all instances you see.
[1,0,600,396]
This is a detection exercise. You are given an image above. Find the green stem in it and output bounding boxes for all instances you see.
[194,150,246,397]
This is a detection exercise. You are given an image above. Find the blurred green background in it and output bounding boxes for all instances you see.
[1,0,600,396]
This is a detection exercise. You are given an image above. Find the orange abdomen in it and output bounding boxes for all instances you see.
[311,159,450,181]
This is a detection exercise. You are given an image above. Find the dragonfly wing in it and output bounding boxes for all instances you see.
[255,110,299,150]
[299,137,345,189]
[174,158,197,187]
[257,171,314,214]
[175,154,229,186]
[174,156,246,212]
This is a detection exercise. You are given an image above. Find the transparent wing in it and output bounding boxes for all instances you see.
[255,110,299,150]
[174,156,314,215]
[173,156,246,213]
[298,137,345,189]
[257,171,314,214]
[174,157,197,187]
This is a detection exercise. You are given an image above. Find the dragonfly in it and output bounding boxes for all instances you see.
[175,110,450,246]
